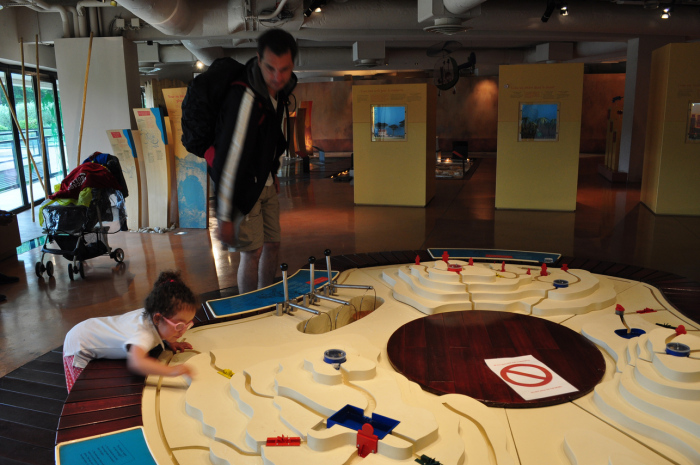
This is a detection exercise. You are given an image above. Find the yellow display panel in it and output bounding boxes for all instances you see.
[496,63,584,211]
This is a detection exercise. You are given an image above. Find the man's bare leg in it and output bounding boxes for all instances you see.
[258,241,280,289]
[238,247,263,294]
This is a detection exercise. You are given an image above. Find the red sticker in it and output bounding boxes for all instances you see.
[500,363,553,387]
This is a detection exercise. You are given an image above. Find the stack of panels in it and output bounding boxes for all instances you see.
[0,348,66,465]
[56,359,145,444]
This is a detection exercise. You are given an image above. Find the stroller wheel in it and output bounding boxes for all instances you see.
[78,262,86,279]
[35,262,45,278]
[68,264,74,280]
[113,248,124,263]
[46,261,54,277]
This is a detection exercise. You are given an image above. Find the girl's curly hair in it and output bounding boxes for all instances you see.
[144,270,196,319]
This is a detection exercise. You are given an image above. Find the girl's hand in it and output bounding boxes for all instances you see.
[171,364,195,379]
[169,341,193,353]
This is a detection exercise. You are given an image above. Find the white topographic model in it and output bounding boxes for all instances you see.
[382,261,616,316]
[583,317,700,464]
[184,342,515,465]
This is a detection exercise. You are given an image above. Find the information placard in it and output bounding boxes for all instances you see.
[56,427,157,465]
[485,355,578,400]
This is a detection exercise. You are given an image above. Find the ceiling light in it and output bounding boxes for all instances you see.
[304,0,326,17]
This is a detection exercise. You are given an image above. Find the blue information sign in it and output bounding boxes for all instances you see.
[206,269,339,318]
[56,428,156,465]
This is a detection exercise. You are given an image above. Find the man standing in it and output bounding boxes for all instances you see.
[210,29,297,294]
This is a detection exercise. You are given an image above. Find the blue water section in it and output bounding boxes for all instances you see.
[206,269,339,317]
[56,427,156,465]
[428,248,560,264]
[16,235,46,255]
[177,154,207,229]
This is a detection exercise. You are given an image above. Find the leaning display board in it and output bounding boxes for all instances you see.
[162,88,209,228]
[106,129,141,230]
[56,427,156,465]
[133,108,170,228]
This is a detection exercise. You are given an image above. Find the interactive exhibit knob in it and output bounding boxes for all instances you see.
[309,256,316,264]
[280,263,288,272]
[325,249,332,256]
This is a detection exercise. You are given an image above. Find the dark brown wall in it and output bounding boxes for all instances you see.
[293,80,353,152]
[293,73,625,155]
[580,74,626,153]
[436,76,499,152]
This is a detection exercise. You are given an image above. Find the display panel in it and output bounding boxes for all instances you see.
[519,102,559,141]
[371,105,406,142]
[687,102,700,142]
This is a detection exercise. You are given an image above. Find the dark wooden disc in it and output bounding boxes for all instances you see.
[387,310,606,408]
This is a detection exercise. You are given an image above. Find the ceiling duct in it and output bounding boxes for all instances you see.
[423,17,471,35]
[353,41,385,68]
[419,0,484,35]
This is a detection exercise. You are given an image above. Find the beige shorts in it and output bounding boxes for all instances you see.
[228,184,280,252]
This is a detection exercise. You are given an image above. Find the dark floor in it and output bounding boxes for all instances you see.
[1,154,700,464]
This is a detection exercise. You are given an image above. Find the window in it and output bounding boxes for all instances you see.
[0,64,67,213]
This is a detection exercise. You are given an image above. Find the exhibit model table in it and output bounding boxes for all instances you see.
[55,249,700,465]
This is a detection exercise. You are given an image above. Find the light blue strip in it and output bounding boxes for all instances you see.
[207,269,339,317]
[427,248,561,264]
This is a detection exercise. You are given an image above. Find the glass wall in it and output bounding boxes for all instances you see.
[0,65,67,213]
[39,77,66,190]
[0,71,24,211]
[12,72,45,205]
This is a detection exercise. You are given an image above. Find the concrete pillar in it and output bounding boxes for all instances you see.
[54,37,141,170]
[617,36,681,182]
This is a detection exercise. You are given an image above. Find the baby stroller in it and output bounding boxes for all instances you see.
[35,153,129,280]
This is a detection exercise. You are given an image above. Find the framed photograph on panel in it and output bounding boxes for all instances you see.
[371,105,406,142]
[519,103,559,142]
[687,102,700,143]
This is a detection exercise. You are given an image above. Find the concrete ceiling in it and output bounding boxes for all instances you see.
[3,0,700,81]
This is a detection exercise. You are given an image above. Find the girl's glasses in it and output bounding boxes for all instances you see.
[161,315,194,332]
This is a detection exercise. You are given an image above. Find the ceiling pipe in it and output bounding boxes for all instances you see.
[181,40,225,66]
[89,7,99,36]
[77,1,116,37]
[76,0,117,15]
[65,6,80,37]
[12,0,72,38]
[116,0,197,36]
[258,0,289,21]
[442,0,488,15]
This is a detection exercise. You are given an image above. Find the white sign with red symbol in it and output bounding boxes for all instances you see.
[484,355,578,400]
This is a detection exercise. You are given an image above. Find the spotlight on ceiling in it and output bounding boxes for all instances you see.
[541,0,556,22]
[304,0,326,17]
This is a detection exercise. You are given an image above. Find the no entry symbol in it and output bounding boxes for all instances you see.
[500,363,553,387]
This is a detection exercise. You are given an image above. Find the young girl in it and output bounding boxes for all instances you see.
[63,270,197,392]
